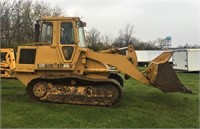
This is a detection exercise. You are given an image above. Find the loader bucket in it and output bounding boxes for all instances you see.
[146,52,192,93]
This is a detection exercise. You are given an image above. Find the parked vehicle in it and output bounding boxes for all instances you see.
[173,49,200,72]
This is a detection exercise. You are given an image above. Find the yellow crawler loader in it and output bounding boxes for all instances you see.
[0,17,192,107]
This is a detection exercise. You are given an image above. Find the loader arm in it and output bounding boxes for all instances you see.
[87,52,150,85]
[86,49,192,93]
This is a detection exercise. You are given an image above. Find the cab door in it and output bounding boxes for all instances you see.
[59,21,77,62]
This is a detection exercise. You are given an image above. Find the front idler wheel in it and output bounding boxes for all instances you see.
[33,82,47,98]
[27,81,48,100]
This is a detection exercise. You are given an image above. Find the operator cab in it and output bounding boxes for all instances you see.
[34,17,86,61]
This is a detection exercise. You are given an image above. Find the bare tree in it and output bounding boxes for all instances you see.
[0,0,19,47]
[86,28,103,51]
[52,5,64,16]
[113,24,140,48]
[101,34,112,46]
[33,1,52,20]
[177,43,200,49]
[144,38,168,50]
[123,24,134,45]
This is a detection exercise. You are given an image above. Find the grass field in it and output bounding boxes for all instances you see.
[0,72,199,128]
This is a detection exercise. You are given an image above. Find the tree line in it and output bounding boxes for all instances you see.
[87,24,169,52]
[87,24,199,51]
[1,0,198,51]
[0,0,63,49]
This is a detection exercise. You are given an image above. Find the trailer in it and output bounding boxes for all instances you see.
[135,50,172,66]
[172,49,200,72]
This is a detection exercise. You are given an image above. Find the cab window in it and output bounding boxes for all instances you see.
[60,22,75,44]
[62,46,74,60]
[40,22,53,43]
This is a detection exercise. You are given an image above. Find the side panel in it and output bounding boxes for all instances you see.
[187,50,200,71]
[15,45,73,72]
[34,46,61,64]
[15,46,62,72]
[172,50,187,71]
[14,46,90,86]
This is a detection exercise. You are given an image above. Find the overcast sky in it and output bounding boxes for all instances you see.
[43,0,199,47]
